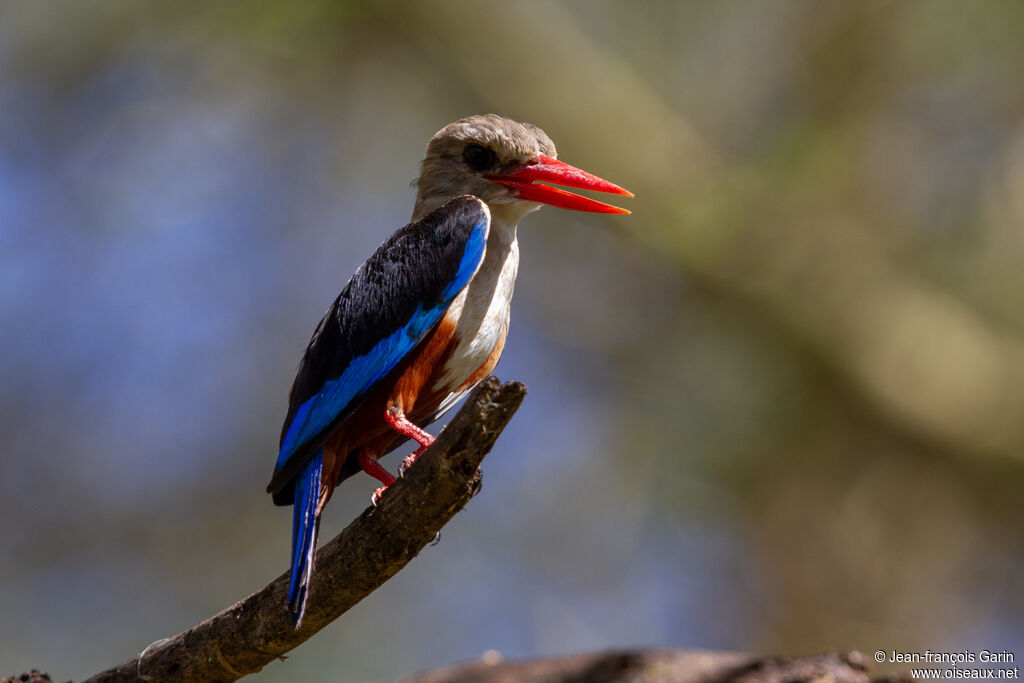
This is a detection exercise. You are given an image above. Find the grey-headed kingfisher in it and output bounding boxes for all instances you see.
[268,115,632,624]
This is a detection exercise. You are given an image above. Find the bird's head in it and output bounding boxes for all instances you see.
[413,114,632,223]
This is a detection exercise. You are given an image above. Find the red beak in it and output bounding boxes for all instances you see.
[486,154,633,214]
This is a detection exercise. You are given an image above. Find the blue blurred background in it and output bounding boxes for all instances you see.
[2,2,1023,680]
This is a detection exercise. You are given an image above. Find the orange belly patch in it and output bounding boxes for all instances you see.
[318,305,509,504]
[317,309,463,497]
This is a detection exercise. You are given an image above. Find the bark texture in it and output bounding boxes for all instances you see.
[80,377,527,683]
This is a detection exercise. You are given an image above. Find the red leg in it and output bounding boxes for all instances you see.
[384,407,435,449]
[385,407,436,475]
[357,450,395,505]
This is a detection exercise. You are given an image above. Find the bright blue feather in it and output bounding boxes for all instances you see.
[442,222,486,299]
[273,218,488,478]
[288,449,322,625]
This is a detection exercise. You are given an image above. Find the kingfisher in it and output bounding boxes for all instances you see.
[268,114,632,624]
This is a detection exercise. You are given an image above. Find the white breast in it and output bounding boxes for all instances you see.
[430,233,519,415]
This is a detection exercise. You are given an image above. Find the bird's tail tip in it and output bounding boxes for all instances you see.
[287,450,323,628]
[288,590,309,629]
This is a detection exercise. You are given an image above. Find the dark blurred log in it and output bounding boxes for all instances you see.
[395,649,914,683]
[7,649,916,683]
[2,672,58,683]
[79,377,527,683]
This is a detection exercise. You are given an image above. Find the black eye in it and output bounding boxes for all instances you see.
[462,144,497,171]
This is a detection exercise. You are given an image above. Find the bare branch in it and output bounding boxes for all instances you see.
[82,377,527,683]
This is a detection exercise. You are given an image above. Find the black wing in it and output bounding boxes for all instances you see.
[268,196,490,502]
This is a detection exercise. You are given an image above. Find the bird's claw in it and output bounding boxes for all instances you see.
[399,454,417,476]
[371,486,387,506]
[430,531,441,546]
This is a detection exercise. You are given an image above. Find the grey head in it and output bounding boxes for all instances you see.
[413,114,557,222]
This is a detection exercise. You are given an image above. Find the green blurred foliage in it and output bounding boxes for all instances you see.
[1,1,1022,681]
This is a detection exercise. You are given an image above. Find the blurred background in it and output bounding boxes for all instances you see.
[2,1,1022,680]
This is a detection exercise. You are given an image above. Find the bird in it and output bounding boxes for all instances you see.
[267,114,632,625]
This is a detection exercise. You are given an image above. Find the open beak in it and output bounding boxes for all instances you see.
[486,154,633,214]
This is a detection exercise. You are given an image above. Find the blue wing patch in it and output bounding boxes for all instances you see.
[272,211,488,480]
[275,299,445,471]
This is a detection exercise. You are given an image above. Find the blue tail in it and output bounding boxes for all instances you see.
[287,449,323,627]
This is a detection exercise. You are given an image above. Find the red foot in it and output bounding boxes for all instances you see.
[359,452,395,506]
[384,408,436,449]
[386,408,436,475]
[358,451,395,487]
